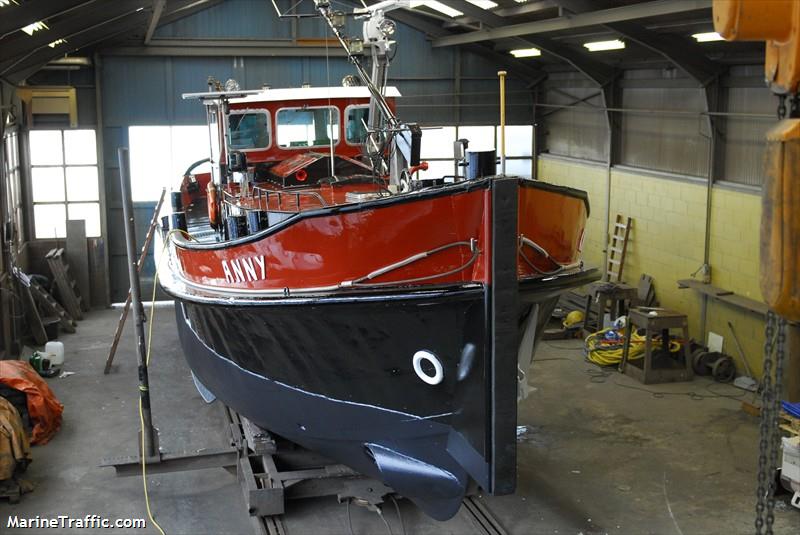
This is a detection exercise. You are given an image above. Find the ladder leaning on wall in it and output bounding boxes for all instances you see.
[607,214,632,283]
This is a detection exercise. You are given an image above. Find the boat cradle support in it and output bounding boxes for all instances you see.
[101,403,510,535]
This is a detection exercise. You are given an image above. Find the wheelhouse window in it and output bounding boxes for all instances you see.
[29,129,101,238]
[276,107,339,148]
[227,110,270,150]
[345,105,369,145]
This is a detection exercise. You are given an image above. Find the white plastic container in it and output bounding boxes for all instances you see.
[781,436,800,510]
[45,341,64,367]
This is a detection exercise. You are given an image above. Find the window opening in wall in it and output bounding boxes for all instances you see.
[29,129,101,239]
[129,125,212,202]
[3,129,24,247]
[413,125,534,179]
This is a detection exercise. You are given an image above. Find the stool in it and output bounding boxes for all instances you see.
[582,281,638,335]
[619,308,693,384]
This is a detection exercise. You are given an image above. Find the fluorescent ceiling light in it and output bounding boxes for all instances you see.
[514,0,528,3]
[466,0,498,8]
[0,0,20,7]
[21,21,48,35]
[583,39,625,52]
[410,0,463,17]
[693,31,724,42]
[510,47,541,58]
[48,38,67,48]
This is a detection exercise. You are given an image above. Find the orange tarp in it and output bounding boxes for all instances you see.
[0,361,63,445]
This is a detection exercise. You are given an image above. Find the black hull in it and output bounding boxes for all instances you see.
[173,270,597,520]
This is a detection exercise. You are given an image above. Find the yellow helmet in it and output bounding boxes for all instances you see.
[563,310,584,328]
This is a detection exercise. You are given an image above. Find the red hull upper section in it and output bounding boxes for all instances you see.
[169,181,588,294]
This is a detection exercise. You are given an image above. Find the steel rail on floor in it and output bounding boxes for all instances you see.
[222,405,508,535]
[462,495,509,535]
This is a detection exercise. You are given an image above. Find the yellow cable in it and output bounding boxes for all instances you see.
[138,228,194,535]
[139,398,166,535]
[585,327,682,367]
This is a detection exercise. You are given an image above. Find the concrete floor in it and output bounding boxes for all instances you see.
[1,306,797,534]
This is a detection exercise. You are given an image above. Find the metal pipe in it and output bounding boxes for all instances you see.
[498,70,507,175]
[117,147,157,459]
[699,87,717,336]
[316,4,397,127]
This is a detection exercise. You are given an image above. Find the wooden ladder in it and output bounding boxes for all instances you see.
[607,214,632,282]
[28,277,76,333]
[46,248,84,320]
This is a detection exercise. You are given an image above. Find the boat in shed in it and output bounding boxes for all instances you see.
[157,0,598,520]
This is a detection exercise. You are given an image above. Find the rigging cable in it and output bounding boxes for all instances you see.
[324,20,336,178]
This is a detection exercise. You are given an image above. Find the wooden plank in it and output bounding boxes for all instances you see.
[66,219,90,311]
[676,279,769,316]
[46,248,83,320]
[88,237,109,307]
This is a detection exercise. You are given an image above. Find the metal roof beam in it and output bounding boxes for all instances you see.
[0,0,98,39]
[463,44,548,87]
[521,35,615,85]
[388,9,452,39]
[0,6,147,77]
[387,10,546,87]
[4,11,151,82]
[100,44,348,57]
[144,0,167,44]
[437,1,614,86]
[446,0,555,27]
[159,0,225,26]
[551,0,723,85]
[431,0,712,48]
[436,0,506,27]
[604,21,724,85]
[0,1,146,63]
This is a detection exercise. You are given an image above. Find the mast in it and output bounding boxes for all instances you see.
[315,0,420,188]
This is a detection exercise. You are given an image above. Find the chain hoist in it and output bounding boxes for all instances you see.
[754,311,787,535]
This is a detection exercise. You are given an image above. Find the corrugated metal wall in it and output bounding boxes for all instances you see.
[543,73,607,162]
[620,86,709,177]
[543,67,772,186]
[723,66,774,186]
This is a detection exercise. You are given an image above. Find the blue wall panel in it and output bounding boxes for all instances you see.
[103,57,169,126]
[171,57,235,123]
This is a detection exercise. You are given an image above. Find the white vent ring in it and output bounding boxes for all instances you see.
[413,350,444,385]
